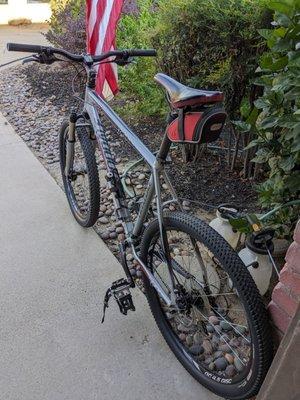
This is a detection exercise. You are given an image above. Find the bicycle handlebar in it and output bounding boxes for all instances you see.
[6,43,157,63]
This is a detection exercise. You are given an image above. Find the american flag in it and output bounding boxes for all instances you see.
[86,0,124,99]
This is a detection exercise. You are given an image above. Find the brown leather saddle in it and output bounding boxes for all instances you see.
[154,73,224,108]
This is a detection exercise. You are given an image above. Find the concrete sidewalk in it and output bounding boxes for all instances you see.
[0,24,48,67]
[0,113,220,400]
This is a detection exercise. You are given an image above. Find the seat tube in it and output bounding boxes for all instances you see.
[157,131,172,161]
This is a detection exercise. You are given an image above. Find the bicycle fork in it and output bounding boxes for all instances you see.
[64,112,77,176]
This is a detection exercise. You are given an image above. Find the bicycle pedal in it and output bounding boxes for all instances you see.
[101,278,135,323]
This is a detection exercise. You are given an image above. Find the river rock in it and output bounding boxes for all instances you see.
[186,335,194,346]
[209,316,219,325]
[225,364,236,378]
[202,339,213,354]
[99,216,109,224]
[208,362,215,371]
[234,357,244,372]
[179,333,186,341]
[220,321,233,331]
[178,324,193,333]
[193,332,202,345]
[219,344,231,353]
[224,353,234,364]
[189,345,204,355]
[214,357,228,371]
[235,326,247,335]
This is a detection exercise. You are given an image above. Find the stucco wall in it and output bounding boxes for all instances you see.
[0,1,51,25]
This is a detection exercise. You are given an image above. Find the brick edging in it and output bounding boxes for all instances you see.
[268,219,300,341]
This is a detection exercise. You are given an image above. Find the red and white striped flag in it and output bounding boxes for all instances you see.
[86,0,124,99]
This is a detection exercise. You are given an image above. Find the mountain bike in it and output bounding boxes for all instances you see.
[7,42,273,400]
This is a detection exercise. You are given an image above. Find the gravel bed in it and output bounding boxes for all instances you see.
[0,63,258,259]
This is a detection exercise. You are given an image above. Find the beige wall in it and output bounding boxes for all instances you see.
[0,0,51,25]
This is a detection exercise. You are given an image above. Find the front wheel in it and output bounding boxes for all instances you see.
[59,120,100,227]
[140,212,273,400]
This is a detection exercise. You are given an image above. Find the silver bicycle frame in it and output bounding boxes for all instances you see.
[81,86,180,306]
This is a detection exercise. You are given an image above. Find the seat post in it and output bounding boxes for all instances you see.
[157,131,172,162]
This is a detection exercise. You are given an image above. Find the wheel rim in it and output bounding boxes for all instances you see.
[147,228,253,385]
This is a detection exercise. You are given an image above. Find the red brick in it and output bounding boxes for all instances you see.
[285,242,300,273]
[280,267,300,300]
[268,301,292,333]
[293,220,300,245]
[272,282,298,317]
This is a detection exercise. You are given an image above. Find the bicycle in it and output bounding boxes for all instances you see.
[7,42,273,400]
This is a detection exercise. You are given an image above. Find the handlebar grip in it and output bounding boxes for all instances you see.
[128,49,157,57]
[7,43,44,53]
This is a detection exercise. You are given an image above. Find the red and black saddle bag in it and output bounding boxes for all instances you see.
[166,106,227,144]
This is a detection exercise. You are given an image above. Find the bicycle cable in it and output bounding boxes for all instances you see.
[0,55,35,68]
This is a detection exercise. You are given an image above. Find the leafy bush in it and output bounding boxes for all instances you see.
[46,0,86,53]
[154,0,271,118]
[246,0,300,237]
[116,0,164,115]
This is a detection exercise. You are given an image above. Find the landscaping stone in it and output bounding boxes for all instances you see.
[220,321,233,331]
[189,345,204,355]
[202,339,213,354]
[99,216,109,224]
[186,335,194,346]
[208,316,219,325]
[225,365,236,378]
[193,332,202,345]
[224,353,234,364]
[234,357,244,372]
[214,357,228,371]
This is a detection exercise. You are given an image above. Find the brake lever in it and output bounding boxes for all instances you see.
[114,56,136,66]
[22,56,39,65]
[22,53,58,65]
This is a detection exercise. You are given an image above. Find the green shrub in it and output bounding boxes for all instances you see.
[46,0,86,53]
[153,0,271,118]
[246,0,300,237]
[116,0,165,116]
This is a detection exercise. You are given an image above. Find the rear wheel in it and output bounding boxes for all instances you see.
[59,120,100,227]
[140,212,273,400]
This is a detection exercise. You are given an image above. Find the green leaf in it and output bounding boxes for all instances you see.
[291,134,300,152]
[258,29,274,40]
[229,217,252,234]
[272,38,292,52]
[259,116,278,130]
[278,156,296,171]
[285,172,300,192]
[269,1,295,17]
[232,120,251,133]
[274,27,287,38]
[240,97,251,119]
[246,107,259,126]
[244,139,260,150]
[285,88,300,100]
[254,98,270,109]
[288,51,300,67]
[260,53,288,71]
